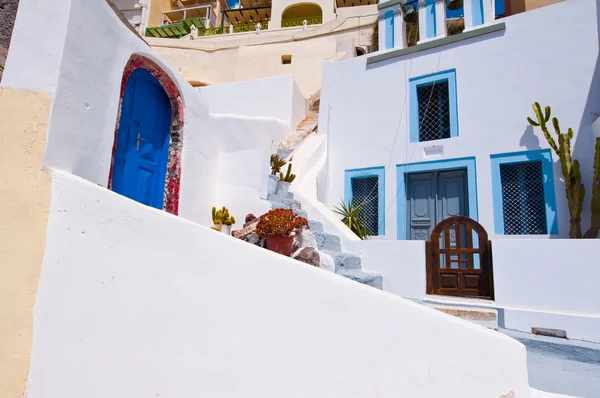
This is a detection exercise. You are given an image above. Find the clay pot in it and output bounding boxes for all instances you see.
[265,235,294,256]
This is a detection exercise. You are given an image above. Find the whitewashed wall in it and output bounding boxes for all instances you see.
[345,238,600,343]
[493,239,600,343]
[198,74,307,130]
[28,170,533,398]
[318,0,600,240]
[2,0,288,227]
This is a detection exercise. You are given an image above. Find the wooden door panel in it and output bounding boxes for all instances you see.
[426,217,494,300]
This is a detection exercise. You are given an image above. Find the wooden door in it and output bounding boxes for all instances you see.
[407,170,468,241]
[426,216,494,299]
[112,68,171,209]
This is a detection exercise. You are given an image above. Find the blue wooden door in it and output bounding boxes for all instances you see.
[407,170,468,240]
[112,68,171,209]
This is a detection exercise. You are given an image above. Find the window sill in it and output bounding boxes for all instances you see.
[367,22,506,66]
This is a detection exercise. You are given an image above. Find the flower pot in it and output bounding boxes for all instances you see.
[276,180,291,197]
[268,174,279,195]
[221,224,232,235]
[265,235,294,256]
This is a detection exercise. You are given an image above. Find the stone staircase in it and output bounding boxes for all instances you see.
[425,302,499,330]
[267,192,383,289]
[277,92,320,160]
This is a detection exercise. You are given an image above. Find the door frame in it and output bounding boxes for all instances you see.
[108,54,184,216]
[396,157,478,240]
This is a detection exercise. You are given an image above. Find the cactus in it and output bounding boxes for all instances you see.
[210,206,236,230]
[270,154,286,176]
[584,137,600,238]
[279,163,296,183]
[528,102,600,238]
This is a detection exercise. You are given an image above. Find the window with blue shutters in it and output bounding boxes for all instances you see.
[351,176,379,236]
[490,149,558,236]
[409,70,459,143]
[344,167,385,236]
[500,161,547,235]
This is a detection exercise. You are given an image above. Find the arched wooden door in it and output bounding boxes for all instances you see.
[425,216,494,299]
[111,68,172,209]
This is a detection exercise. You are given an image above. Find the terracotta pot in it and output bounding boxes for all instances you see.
[265,235,294,256]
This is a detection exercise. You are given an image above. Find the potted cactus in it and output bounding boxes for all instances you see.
[256,208,309,256]
[276,163,296,197]
[269,154,286,195]
[211,206,236,235]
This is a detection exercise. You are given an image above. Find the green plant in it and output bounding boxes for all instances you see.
[527,102,600,238]
[333,199,370,240]
[270,154,286,176]
[256,208,309,238]
[279,163,296,183]
[211,206,236,231]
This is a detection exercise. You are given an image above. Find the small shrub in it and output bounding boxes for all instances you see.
[256,208,309,238]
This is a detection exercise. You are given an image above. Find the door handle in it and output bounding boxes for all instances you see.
[136,132,148,151]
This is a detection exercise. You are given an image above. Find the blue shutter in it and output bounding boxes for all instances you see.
[352,176,380,236]
[384,10,394,50]
[500,161,547,235]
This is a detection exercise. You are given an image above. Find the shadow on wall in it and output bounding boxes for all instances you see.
[519,124,541,151]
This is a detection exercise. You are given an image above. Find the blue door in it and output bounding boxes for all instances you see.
[112,68,171,209]
[407,170,468,240]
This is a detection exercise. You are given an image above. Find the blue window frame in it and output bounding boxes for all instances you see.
[396,157,478,240]
[425,0,436,39]
[472,0,484,26]
[490,149,558,235]
[344,167,385,236]
[384,10,394,50]
[409,69,459,143]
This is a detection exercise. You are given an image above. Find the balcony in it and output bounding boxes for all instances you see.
[281,16,322,28]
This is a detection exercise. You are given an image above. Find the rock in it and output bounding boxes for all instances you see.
[292,247,320,267]
[292,229,318,252]
[318,251,335,272]
[246,232,265,248]
[232,218,258,239]
[244,213,256,227]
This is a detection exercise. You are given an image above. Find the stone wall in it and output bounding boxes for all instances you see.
[0,0,19,79]
[0,0,19,49]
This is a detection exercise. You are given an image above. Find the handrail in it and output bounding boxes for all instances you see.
[145,17,205,38]
[146,18,270,38]
[281,16,322,28]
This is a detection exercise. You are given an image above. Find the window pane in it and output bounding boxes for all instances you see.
[351,176,379,236]
[417,80,451,142]
[500,161,547,235]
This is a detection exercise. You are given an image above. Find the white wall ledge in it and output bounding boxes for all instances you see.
[367,22,506,65]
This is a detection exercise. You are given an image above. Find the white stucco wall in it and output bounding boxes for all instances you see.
[1,0,74,93]
[4,0,288,227]
[198,74,307,129]
[28,169,534,398]
[148,8,377,97]
[342,237,600,343]
[318,0,600,240]
[493,239,600,342]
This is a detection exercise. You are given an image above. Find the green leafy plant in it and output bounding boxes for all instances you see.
[527,102,600,238]
[211,206,236,231]
[256,208,309,238]
[279,163,296,183]
[333,199,370,240]
[270,154,286,176]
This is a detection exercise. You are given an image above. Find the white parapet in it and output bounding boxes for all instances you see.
[434,0,447,38]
